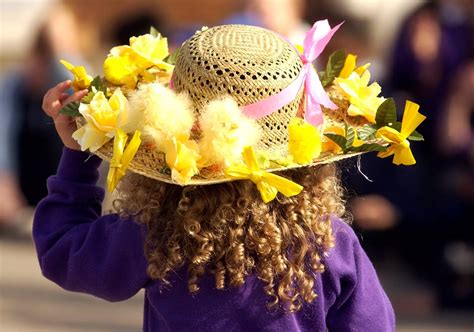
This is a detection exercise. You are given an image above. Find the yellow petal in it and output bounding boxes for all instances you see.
[165,137,200,184]
[355,63,370,76]
[339,54,357,79]
[400,101,426,139]
[129,34,172,71]
[104,54,139,88]
[72,123,110,152]
[108,88,129,127]
[376,126,404,144]
[392,144,416,165]
[225,147,303,203]
[60,59,92,91]
[60,59,75,71]
[377,145,396,159]
[107,129,141,192]
[335,70,384,124]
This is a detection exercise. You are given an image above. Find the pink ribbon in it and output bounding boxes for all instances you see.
[242,20,342,126]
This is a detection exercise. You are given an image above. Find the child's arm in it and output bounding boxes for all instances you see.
[324,218,396,331]
[33,82,149,301]
[33,147,150,302]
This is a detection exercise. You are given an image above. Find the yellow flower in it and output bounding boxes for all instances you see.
[107,129,141,192]
[335,71,385,123]
[103,46,141,88]
[339,54,370,79]
[165,137,201,184]
[60,59,93,91]
[376,101,426,165]
[224,146,303,203]
[288,118,322,164]
[72,88,129,152]
[129,34,174,71]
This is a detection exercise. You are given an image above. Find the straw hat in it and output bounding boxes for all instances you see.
[83,25,357,184]
[68,21,425,200]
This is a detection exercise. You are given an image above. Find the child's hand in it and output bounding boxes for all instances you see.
[42,80,88,151]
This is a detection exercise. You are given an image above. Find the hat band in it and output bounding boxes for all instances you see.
[241,65,306,120]
[242,20,342,126]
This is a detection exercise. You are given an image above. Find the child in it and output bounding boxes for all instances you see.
[34,21,422,331]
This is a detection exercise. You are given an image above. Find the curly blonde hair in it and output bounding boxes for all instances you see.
[114,164,347,312]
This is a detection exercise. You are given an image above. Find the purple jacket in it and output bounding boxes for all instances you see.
[33,148,395,331]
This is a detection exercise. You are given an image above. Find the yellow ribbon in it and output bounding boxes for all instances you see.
[224,146,303,203]
[376,101,426,165]
[107,129,142,192]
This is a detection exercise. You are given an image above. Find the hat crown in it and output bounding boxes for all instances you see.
[173,24,304,151]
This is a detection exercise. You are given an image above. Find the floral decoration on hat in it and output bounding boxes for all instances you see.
[59,21,426,203]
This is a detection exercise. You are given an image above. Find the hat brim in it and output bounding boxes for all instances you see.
[79,119,364,186]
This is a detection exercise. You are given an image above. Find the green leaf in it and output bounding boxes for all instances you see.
[318,71,325,80]
[90,76,106,94]
[321,49,346,87]
[358,124,378,140]
[80,91,95,104]
[150,26,161,38]
[349,143,387,153]
[375,98,397,127]
[345,124,355,151]
[164,46,181,65]
[407,130,424,141]
[324,133,347,150]
[391,122,402,131]
[59,101,80,117]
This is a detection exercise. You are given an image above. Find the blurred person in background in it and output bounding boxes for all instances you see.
[348,0,474,309]
[238,0,309,45]
[170,0,310,59]
[0,4,86,233]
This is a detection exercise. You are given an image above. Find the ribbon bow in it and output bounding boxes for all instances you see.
[107,129,142,192]
[241,20,341,127]
[224,147,303,203]
[299,20,342,126]
[376,101,426,165]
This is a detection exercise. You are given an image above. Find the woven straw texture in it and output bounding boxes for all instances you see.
[173,25,304,153]
[83,24,363,186]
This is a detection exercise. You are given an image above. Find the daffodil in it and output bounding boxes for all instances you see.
[129,34,174,71]
[165,137,201,184]
[376,101,426,165]
[72,88,129,152]
[60,59,93,91]
[338,54,370,79]
[103,46,141,88]
[335,71,385,123]
[288,118,322,164]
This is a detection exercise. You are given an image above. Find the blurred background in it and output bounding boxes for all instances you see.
[0,0,473,330]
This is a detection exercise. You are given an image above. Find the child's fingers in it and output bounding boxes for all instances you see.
[49,80,72,101]
[42,80,72,116]
[62,89,88,107]
[59,93,70,101]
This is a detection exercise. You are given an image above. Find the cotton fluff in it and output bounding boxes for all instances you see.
[198,97,261,168]
[123,83,195,151]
